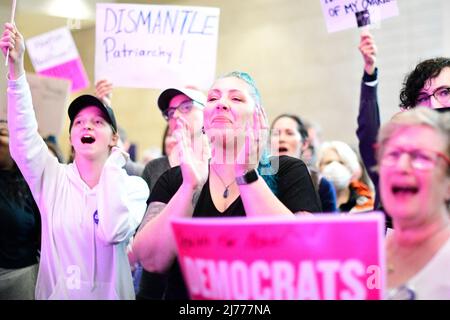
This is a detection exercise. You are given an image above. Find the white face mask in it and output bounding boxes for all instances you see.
[322,161,352,191]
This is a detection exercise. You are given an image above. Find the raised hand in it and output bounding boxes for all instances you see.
[106,146,130,168]
[358,30,377,76]
[235,105,269,177]
[95,79,113,106]
[0,23,25,79]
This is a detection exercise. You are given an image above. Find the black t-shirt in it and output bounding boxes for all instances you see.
[149,155,321,299]
[0,169,41,269]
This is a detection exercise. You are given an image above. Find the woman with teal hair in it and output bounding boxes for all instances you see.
[133,71,321,299]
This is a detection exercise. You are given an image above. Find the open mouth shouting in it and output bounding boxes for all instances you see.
[278,146,289,154]
[391,184,419,197]
[81,135,96,144]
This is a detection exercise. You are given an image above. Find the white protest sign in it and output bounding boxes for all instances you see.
[320,0,399,33]
[95,3,220,90]
[27,73,71,136]
[26,27,89,93]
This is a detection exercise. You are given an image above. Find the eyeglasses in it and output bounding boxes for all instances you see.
[381,148,450,170]
[416,87,450,107]
[162,100,203,120]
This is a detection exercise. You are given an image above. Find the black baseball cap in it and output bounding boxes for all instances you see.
[68,95,118,133]
[436,106,450,113]
[157,87,206,115]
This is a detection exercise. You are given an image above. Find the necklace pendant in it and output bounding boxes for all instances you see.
[223,187,229,198]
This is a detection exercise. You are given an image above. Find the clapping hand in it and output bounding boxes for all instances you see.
[173,117,209,190]
[235,105,269,177]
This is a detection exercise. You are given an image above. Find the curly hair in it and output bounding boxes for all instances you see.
[399,57,450,109]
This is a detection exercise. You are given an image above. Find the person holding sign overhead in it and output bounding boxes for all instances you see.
[132,71,321,299]
[357,30,381,211]
[1,23,149,299]
[357,31,450,229]
[376,108,450,299]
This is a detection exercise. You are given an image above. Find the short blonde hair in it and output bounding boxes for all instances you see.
[317,140,362,180]
[377,107,450,174]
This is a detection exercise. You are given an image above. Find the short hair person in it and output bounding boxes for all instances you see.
[377,108,450,299]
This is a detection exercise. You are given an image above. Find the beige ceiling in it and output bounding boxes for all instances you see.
[0,0,179,37]
[1,0,115,20]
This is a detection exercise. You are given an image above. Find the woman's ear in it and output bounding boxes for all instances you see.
[301,139,310,153]
[109,132,119,147]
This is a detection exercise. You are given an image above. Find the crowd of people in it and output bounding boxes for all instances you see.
[0,20,449,300]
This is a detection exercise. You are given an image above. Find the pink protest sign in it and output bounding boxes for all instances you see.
[172,213,385,300]
[38,58,89,93]
[26,28,89,93]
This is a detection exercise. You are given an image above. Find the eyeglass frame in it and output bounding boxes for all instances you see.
[415,86,450,107]
[387,285,416,300]
[162,99,204,120]
[376,145,450,171]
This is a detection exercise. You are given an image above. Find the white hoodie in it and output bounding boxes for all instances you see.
[7,75,149,300]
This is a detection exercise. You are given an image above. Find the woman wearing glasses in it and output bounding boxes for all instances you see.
[357,32,450,231]
[377,107,450,299]
[133,71,321,299]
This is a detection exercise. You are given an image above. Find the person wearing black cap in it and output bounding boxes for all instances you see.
[1,23,149,300]
[141,86,207,192]
[131,85,207,299]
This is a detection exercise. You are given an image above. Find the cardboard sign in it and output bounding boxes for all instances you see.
[320,0,399,33]
[27,73,71,136]
[95,3,220,90]
[26,27,89,93]
[172,213,385,300]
